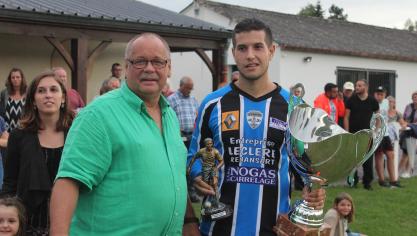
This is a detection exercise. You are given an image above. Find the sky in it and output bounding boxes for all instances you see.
[139,0,417,29]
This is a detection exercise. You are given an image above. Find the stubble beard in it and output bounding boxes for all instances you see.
[239,68,268,82]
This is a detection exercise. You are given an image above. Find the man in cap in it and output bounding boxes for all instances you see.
[342,81,354,101]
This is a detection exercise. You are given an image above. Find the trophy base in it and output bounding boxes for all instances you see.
[275,215,330,236]
[290,200,323,227]
[201,202,233,221]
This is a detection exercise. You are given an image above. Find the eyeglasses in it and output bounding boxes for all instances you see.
[127,58,169,69]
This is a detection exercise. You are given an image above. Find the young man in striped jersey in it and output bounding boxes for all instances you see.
[184,18,325,236]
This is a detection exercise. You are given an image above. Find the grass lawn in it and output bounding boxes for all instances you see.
[193,176,417,235]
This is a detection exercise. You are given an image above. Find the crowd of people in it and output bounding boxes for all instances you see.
[291,80,416,190]
[0,17,414,236]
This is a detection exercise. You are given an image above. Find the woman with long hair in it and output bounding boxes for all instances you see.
[2,70,74,235]
[0,68,27,132]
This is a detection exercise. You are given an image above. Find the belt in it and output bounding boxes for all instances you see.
[181,131,193,142]
[181,131,193,136]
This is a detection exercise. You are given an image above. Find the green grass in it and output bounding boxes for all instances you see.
[193,176,417,235]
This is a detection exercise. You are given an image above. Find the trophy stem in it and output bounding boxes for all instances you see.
[290,176,326,228]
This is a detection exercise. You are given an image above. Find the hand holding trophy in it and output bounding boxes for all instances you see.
[187,138,233,221]
[276,104,385,236]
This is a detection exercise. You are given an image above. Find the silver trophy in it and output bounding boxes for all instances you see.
[286,104,385,228]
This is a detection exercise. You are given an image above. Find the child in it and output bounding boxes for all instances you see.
[0,197,25,236]
[322,192,366,236]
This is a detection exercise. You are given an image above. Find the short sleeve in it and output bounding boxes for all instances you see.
[193,97,199,110]
[345,97,352,110]
[56,108,112,191]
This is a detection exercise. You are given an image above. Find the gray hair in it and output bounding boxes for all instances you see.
[179,76,193,86]
[51,67,66,74]
[124,33,171,60]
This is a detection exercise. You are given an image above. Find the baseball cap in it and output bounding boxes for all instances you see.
[343,82,354,90]
[376,86,386,92]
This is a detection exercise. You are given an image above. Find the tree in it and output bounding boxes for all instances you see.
[298,1,324,18]
[328,4,348,21]
[298,2,348,21]
[404,18,416,31]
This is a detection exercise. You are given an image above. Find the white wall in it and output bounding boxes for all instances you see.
[279,51,417,111]
[0,34,52,85]
[170,51,213,103]
[0,34,127,103]
[88,41,125,101]
[182,3,235,30]
[182,4,236,65]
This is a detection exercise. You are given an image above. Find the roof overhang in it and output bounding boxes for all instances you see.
[0,9,232,50]
[280,44,417,63]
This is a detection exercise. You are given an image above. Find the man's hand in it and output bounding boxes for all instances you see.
[193,176,215,196]
[302,187,326,210]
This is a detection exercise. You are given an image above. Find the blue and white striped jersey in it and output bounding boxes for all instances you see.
[188,83,292,236]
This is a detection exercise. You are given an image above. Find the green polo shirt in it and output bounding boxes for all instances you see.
[56,83,187,236]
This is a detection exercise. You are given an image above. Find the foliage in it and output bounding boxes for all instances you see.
[328,4,348,21]
[298,1,348,21]
[404,18,417,31]
[298,1,324,18]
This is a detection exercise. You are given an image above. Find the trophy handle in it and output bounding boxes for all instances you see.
[347,113,386,185]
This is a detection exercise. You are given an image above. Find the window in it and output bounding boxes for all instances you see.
[336,67,396,97]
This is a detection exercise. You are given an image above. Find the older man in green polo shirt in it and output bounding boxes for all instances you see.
[50,33,191,235]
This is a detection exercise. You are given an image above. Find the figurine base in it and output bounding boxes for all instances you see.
[275,214,330,236]
[201,202,233,221]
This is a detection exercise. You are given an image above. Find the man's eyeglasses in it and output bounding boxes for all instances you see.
[127,58,169,69]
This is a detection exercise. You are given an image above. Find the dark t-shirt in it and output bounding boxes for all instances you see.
[346,94,379,132]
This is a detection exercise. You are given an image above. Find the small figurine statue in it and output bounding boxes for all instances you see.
[187,138,232,220]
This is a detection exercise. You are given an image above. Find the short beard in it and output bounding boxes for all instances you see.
[240,69,267,81]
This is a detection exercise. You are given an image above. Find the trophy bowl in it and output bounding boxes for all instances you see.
[286,104,385,228]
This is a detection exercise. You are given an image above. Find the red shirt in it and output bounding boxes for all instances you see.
[68,89,85,111]
[313,93,345,123]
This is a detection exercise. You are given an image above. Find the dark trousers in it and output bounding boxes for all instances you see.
[181,130,193,150]
[354,155,374,186]
[183,140,191,149]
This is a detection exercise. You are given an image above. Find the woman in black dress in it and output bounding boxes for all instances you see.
[2,70,74,235]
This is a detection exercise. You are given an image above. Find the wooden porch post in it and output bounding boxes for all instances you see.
[212,44,227,91]
[71,38,88,101]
